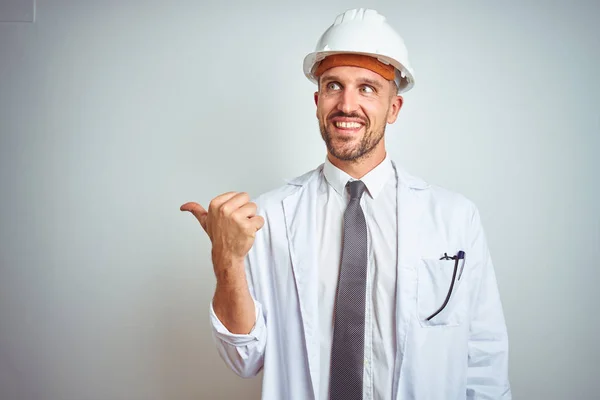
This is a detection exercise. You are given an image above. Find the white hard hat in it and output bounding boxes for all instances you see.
[303,8,415,94]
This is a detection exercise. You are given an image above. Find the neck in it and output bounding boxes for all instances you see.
[327,146,387,179]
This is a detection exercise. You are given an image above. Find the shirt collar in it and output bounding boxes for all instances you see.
[322,154,395,199]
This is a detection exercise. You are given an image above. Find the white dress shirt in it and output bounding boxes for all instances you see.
[317,155,398,400]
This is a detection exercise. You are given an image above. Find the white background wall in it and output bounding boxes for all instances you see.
[1,0,598,399]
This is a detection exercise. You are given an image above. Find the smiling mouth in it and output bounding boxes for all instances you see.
[333,121,363,129]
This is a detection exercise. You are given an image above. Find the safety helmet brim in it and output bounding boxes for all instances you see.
[303,50,415,94]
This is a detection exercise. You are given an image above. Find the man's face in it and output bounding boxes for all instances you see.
[314,65,403,162]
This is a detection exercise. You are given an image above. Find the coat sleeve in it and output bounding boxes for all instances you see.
[209,289,267,378]
[466,207,512,399]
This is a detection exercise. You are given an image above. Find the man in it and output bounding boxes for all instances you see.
[181,8,511,400]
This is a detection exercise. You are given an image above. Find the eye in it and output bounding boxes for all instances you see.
[360,85,375,94]
[326,82,341,91]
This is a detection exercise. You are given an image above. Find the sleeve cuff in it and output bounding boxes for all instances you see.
[209,298,265,346]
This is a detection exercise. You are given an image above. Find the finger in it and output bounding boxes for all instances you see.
[220,192,251,215]
[233,202,258,221]
[209,192,240,210]
[180,201,202,212]
[250,215,265,231]
[180,202,209,231]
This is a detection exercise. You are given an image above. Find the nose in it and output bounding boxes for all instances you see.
[337,88,359,114]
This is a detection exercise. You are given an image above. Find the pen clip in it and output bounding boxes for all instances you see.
[457,251,466,280]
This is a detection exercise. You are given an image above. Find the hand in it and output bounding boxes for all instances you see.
[180,192,265,264]
[181,192,261,333]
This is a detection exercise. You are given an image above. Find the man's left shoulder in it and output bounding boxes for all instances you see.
[427,183,477,212]
[394,161,478,215]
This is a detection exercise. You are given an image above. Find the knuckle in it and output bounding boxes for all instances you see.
[230,210,243,222]
[220,204,232,216]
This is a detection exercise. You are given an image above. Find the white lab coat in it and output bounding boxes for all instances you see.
[210,161,511,400]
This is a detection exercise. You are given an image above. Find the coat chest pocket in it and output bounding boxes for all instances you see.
[417,257,467,327]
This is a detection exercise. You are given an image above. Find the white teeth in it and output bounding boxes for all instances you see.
[335,121,362,129]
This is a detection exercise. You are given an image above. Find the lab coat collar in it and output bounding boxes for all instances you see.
[285,159,430,191]
[282,172,321,398]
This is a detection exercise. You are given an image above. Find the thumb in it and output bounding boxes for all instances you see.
[180,202,208,232]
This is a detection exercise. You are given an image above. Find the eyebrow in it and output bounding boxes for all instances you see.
[320,75,385,90]
[359,78,384,90]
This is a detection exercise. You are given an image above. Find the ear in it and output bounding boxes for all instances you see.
[314,92,319,106]
[387,95,404,124]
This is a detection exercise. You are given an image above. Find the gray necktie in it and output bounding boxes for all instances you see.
[329,180,368,400]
